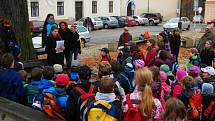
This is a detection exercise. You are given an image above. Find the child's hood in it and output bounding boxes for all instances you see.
[95,92,116,103]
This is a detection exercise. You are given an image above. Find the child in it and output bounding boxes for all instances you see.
[163,98,186,121]
[18,70,28,87]
[42,74,69,119]
[149,66,161,100]
[188,48,201,67]
[40,66,55,90]
[200,40,214,66]
[25,67,43,107]
[160,71,171,107]
[145,39,157,67]
[100,47,111,62]
[87,77,123,121]
[53,64,63,75]
[135,59,145,70]
[187,66,203,89]
[201,66,215,86]
[123,68,163,121]
[130,44,145,62]
[172,69,187,97]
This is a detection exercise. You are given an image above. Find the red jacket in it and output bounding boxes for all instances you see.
[172,83,183,98]
[145,46,157,67]
[131,50,145,61]
[101,56,110,62]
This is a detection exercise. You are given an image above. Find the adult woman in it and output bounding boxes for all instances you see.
[42,14,57,47]
[45,26,64,66]
[58,21,71,68]
[170,28,181,62]
[158,32,171,53]
[200,40,214,66]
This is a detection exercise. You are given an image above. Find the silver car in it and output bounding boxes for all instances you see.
[132,15,149,26]
[163,17,191,31]
[77,17,103,30]
[98,16,119,29]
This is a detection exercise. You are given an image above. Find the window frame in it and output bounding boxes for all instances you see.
[92,1,97,14]
[57,1,64,16]
[31,2,39,17]
[109,1,113,13]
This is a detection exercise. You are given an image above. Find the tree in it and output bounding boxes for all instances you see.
[0,0,36,61]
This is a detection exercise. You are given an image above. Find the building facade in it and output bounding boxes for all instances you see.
[205,0,215,22]
[28,0,121,22]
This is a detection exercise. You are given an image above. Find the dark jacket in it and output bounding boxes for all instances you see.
[118,32,132,47]
[178,89,194,109]
[45,36,64,66]
[70,31,81,52]
[170,34,181,55]
[197,32,215,52]
[202,94,215,120]
[0,68,25,103]
[65,83,94,121]
[189,54,201,67]
[58,28,71,51]
[200,47,214,66]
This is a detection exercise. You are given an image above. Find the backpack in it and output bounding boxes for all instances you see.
[26,82,40,106]
[123,94,145,121]
[76,85,95,121]
[42,92,65,120]
[188,89,202,120]
[204,99,215,120]
[119,72,134,93]
[87,100,119,121]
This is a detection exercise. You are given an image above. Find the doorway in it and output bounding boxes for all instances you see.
[75,1,83,21]
[127,2,132,16]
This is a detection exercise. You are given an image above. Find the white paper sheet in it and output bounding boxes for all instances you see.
[56,40,65,53]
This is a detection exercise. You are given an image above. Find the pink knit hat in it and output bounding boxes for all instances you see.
[176,69,187,81]
[160,71,167,82]
[135,59,145,68]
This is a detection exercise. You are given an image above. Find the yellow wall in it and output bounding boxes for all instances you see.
[205,0,215,22]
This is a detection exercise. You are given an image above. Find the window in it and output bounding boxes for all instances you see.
[31,2,39,17]
[92,1,97,14]
[109,1,113,13]
[57,2,64,16]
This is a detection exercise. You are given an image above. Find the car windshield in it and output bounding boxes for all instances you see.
[110,17,116,21]
[76,26,87,33]
[33,21,44,26]
[93,17,101,21]
[168,18,179,23]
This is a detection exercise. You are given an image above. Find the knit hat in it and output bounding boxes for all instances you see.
[55,74,69,87]
[160,64,170,73]
[100,48,109,53]
[187,66,201,75]
[201,66,215,76]
[53,64,63,74]
[176,69,187,81]
[202,83,214,94]
[160,71,167,82]
[135,59,145,68]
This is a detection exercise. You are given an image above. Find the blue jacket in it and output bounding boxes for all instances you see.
[0,68,25,103]
[39,79,54,92]
[43,87,68,109]
[46,21,57,37]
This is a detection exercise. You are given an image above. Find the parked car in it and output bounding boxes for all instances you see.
[111,16,127,27]
[32,26,90,49]
[98,16,119,29]
[131,15,149,26]
[140,13,160,26]
[207,18,215,25]
[30,20,44,37]
[122,16,136,26]
[193,15,204,23]
[77,17,103,31]
[163,17,191,31]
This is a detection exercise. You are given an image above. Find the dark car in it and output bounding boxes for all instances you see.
[30,20,44,37]
[140,13,162,25]
[111,16,127,27]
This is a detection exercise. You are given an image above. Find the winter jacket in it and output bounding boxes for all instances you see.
[65,83,94,121]
[0,68,25,103]
[202,94,215,120]
[200,47,214,66]
[39,79,54,91]
[43,86,68,109]
[189,54,201,67]
[123,86,164,121]
[118,32,132,47]
[59,28,71,51]
[46,21,57,37]
[151,81,161,100]
[172,83,183,98]
[178,89,194,109]
[160,82,171,107]
[70,31,81,52]
[101,56,111,62]
[197,32,215,52]
[170,34,181,56]
[45,36,64,66]
[145,46,157,67]
[94,92,123,121]
[154,58,173,69]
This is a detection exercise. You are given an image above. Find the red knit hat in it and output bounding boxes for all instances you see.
[55,74,69,87]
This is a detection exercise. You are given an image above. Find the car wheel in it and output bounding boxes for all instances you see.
[186,25,190,30]
[136,21,140,26]
[104,24,109,29]
[80,38,86,48]
[149,20,154,26]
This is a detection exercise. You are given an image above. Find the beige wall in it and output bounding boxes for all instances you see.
[121,0,179,21]
[205,0,215,22]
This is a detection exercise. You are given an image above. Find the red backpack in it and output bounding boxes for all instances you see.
[123,94,146,121]
[188,89,202,120]
[75,85,95,121]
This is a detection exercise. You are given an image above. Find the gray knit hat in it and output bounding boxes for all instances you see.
[202,83,214,94]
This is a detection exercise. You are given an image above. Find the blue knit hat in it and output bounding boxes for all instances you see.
[202,83,214,94]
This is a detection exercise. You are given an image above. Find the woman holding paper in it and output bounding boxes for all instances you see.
[45,26,64,66]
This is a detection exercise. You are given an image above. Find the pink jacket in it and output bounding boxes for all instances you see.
[160,82,171,107]
[172,83,183,98]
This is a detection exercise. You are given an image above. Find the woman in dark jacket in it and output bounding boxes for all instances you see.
[200,40,214,66]
[70,24,81,62]
[170,29,181,62]
[58,21,71,68]
[45,26,64,66]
